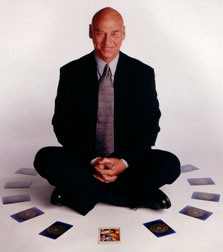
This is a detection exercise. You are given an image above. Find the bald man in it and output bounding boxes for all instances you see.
[34,7,181,216]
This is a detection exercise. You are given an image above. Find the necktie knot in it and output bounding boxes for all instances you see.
[102,64,112,79]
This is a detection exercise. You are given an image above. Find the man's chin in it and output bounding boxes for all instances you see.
[100,52,118,62]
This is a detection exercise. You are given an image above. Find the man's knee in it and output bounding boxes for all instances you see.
[33,146,59,177]
[34,146,51,167]
[165,151,181,184]
[148,149,181,185]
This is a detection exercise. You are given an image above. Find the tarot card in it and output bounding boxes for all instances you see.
[191,192,220,202]
[143,219,176,238]
[15,168,37,176]
[187,177,215,186]
[11,207,44,223]
[181,164,199,173]
[4,181,32,189]
[98,228,121,243]
[39,221,73,240]
[179,205,213,220]
[2,194,31,204]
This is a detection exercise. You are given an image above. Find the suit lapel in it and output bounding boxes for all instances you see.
[84,52,99,128]
[85,51,98,88]
[113,52,131,142]
[114,52,127,106]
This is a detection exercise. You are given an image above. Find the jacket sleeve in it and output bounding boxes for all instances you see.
[52,67,73,148]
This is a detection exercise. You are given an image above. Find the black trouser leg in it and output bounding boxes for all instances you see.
[114,149,181,197]
[34,147,108,215]
[34,147,181,212]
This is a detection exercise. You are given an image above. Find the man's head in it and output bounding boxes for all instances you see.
[89,7,125,63]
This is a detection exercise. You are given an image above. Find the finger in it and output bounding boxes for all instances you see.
[94,164,105,170]
[106,175,118,183]
[93,174,106,183]
[93,157,103,165]
[101,174,117,182]
[103,162,115,170]
[95,168,115,176]
[98,158,113,164]
[103,175,118,183]
[94,165,106,174]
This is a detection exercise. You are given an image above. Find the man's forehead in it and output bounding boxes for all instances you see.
[92,18,124,31]
[94,28,122,32]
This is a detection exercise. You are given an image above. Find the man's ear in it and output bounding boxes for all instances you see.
[89,24,93,39]
[122,26,126,40]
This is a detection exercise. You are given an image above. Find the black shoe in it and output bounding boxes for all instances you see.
[132,189,171,210]
[50,188,65,206]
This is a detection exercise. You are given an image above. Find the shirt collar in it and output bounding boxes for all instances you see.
[94,52,120,79]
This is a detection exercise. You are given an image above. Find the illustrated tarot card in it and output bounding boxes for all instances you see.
[98,228,121,243]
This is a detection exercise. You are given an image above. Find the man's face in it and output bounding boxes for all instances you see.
[89,15,125,62]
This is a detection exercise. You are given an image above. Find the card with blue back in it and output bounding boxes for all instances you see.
[143,219,176,238]
[39,221,73,239]
[11,207,44,222]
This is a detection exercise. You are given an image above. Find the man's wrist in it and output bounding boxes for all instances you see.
[90,157,99,165]
[121,159,128,168]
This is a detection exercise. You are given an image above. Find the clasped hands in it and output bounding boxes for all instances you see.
[93,157,126,183]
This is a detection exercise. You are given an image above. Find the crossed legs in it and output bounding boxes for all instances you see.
[34,147,180,215]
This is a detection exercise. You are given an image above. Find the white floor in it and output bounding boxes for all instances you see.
[1,145,223,252]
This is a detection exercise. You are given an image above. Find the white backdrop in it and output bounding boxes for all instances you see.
[0,0,222,170]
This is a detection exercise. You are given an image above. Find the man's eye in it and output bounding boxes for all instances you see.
[96,32,104,36]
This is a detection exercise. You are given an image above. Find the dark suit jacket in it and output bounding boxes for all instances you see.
[52,51,161,167]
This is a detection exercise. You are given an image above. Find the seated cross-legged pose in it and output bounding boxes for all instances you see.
[34,7,181,216]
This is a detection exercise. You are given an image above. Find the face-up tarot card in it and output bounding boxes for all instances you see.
[187,177,215,186]
[11,207,44,222]
[143,219,176,238]
[181,164,199,173]
[15,168,37,176]
[39,221,73,240]
[98,228,121,243]
[4,181,32,189]
[191,192,220,202]
[179,205,213,220]
[2,194,31,204]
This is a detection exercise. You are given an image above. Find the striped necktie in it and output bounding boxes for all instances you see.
[96,64,114,156]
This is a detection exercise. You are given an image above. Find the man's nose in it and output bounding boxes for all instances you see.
[103,34,112,44]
